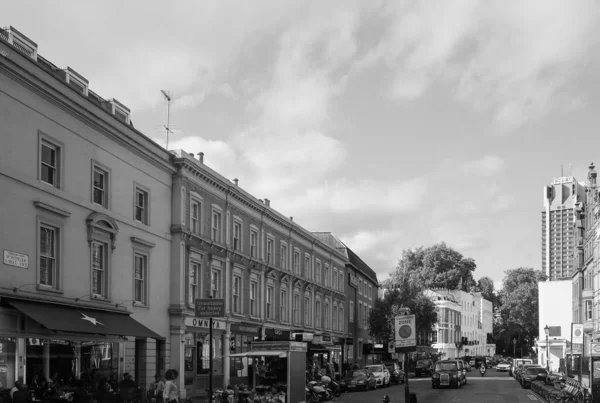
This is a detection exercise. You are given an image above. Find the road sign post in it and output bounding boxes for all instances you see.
[394,308,417,403]
[196,298,224,402]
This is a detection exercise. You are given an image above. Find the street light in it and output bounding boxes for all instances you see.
[544,325,550,372]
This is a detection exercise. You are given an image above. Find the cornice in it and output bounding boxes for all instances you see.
[0,57,175,175]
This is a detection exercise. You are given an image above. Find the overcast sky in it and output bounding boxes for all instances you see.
[7,0,600,290]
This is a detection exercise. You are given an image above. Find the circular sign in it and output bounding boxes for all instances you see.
[389,342,395,350]
[398,325,412,339]
[593,344,600,354]
[574,328,582,337]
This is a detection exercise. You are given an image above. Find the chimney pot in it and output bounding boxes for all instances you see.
[189,153,195,158]
[290,216,293,221]
[233,178,239,186]
[198,152,204,163]
[264,198,270,207]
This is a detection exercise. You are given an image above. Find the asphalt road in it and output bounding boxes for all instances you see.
[335,371,543,403]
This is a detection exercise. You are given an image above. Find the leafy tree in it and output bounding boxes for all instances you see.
[496,267,547,356]
[474,276,496,306]
[393,243,477,291]
[369,273,437,344]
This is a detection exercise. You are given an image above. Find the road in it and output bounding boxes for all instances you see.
[335,371,542,403]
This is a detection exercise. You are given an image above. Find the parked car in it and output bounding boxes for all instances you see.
[509,359,532,377]
[384,362,405,384]
[340,369,377,392]
[415,359,434,377]
[496,360,512,372]
[431,360,462,389]
[515,364,542,383]
[521,367,549,389]
[365,364,391,388]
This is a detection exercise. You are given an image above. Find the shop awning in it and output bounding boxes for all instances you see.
[5,298,163,339]
[222,351,288,358]
[308,342,330,353]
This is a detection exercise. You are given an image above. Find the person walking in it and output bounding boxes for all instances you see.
[163,370,179,403]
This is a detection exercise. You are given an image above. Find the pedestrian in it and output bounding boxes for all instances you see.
[163,369,179,403]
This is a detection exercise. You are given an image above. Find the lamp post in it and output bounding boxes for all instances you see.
[544,325,550,372]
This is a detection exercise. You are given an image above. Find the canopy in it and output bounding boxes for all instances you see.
[222,350,288,358]
[5,298,163,339]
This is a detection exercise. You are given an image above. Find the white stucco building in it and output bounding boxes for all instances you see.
[537,280,573,372]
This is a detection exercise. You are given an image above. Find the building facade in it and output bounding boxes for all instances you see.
[425,290,461,359]
[168,151,350,397]
[537,280,573,372]
[0,26,172,390]
[542,176,586,280]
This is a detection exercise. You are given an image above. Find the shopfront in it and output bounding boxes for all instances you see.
[229,323,261,387]
[182,316,226,397]
[264,328,290,342]
[0,297,161,389]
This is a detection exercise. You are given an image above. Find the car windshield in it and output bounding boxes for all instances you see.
[367,365,383,372]
[348,370,367,377]
[526,368,548,375]
[435,362,457,371]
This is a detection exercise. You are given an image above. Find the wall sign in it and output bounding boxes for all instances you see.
[3,250,29,269]
[231,323,261,335]
[349,275,359,289]
[195,298,225,318]
[184,317,226,329]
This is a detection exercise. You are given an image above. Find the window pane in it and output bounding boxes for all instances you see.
[41,164,55,185]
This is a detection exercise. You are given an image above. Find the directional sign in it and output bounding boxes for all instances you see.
[395,314,416,349]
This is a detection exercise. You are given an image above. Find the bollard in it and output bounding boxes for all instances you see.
[382,395,390,403]
[409,392,417,403]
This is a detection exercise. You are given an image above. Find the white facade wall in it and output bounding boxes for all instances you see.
[537,280,572,372]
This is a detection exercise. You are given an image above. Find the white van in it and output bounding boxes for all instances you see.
[509,358,533,377]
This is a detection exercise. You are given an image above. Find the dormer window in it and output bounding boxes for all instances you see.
[108,99,131,124]
[65,67,89,96]
[2,26,38,61]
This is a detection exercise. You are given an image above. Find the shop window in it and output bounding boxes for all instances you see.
[233,275,242,314]
[198,335,222,375]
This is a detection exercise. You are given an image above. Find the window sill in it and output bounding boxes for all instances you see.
[232,312,244,318]
[132,303,149,309]
[249,316,261,321]
[36,285,63,294]
[91,295,112,303]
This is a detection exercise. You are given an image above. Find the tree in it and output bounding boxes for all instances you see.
[497,267,547,356]
[474,276,496,306]
[369,273,437,344]
[393,243,477,291]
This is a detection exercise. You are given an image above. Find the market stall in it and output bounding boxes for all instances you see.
[225,341,307,403]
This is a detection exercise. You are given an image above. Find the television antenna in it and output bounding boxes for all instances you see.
[161,90,174,150]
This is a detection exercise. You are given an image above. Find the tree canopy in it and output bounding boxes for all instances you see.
[391,242,477,291]
[474,276,496,306]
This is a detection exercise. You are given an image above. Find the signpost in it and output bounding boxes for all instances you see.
[395,308,416,403]
[195,298,224,402]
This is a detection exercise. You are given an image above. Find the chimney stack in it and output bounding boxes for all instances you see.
[198,152,204,163]
[233,178,239,186]
[264,198,270,207]
[290,216,293,221]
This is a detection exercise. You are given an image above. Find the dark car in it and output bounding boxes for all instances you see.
[415,359,434,377]
[340,369,377,392]
[515,364,543,383]
[384,362,405,384]
[431,361,462,389]
[521,367,548,389]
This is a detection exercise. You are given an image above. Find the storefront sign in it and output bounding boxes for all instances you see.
[322,335,332,343]
[231,323,261,335]
[3,250,29,269]
[252,341,308,352]
[553,176,574,185]
[184,317,225,329]
[265,328,290,341]
[349,275,359,289]
[194,298,225,318]
[592,343,600,357]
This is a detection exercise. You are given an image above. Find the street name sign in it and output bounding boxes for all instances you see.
[195,298,225,318]
[395,314,416,353]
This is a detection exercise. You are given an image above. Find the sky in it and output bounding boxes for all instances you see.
[7,0,600,291]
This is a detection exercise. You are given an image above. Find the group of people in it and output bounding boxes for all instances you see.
[148,369,180,403]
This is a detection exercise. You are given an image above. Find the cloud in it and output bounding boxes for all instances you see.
[460,155,505,176]
[356,0,600,131]
[431,220,491,251]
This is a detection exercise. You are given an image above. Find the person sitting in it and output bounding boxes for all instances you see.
[12,385,32,403]
[10,379,23,400]
[119,373,136,389]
